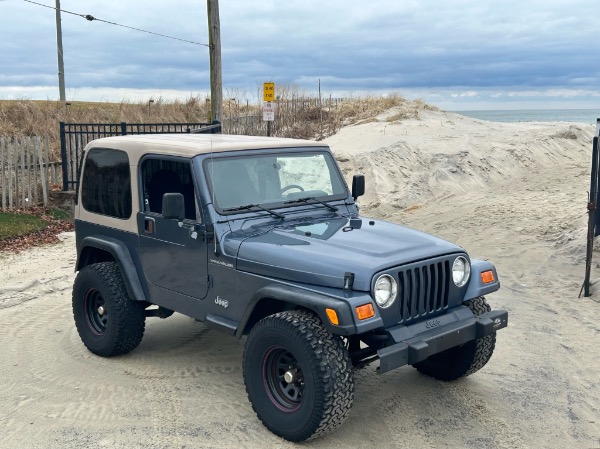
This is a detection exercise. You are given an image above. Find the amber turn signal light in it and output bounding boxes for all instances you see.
[481,270,495,284]
[356,303,375,320]
[325,308,339,325]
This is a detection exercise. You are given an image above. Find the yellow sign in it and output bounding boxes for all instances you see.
[263,82,275,102]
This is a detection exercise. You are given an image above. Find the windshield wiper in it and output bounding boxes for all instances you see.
[222,203,285,219]
[284,196,338,212]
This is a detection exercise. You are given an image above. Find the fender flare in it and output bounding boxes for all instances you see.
[76,236,147,302]
[464,259,501,301]
[236,283,381,338]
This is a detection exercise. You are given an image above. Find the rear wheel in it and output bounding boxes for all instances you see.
[73,262,145,357]
[413,296,496,381]
[243,310,354,442]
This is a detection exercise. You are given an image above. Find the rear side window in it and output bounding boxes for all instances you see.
[81,148,132,219]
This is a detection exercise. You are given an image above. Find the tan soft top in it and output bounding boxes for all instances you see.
[78,134,330,233]
[85,133,327,160]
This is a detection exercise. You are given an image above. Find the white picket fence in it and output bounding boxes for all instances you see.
[0,136,62,211]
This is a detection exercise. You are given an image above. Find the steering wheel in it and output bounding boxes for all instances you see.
[280,184,304,195]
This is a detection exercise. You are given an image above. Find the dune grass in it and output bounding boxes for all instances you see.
[0,89,431,158]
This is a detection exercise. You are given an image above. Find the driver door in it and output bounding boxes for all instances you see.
[137,157,209,300]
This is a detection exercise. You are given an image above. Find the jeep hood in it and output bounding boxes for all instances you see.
[233,216,462,291]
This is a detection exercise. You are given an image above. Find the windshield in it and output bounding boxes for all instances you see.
[203,150,348,212]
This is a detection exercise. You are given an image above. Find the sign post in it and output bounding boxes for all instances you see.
[263,82,275,136]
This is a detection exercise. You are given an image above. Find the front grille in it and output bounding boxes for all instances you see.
[398,259,451,322]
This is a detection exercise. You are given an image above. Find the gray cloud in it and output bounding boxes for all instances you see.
[0,0,598,108]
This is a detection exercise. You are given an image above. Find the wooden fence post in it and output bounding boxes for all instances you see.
[44,137,52,190]
[32,137,38,206]
[1,137,5,211]
[26,137,32,208]
[20,137,26,209]
[8,138,13,210]
[36,137,48,207]
[14,139,19,209]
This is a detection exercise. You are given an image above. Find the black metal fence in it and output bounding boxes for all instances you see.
[582,119,600,297]
[59,121,220,191]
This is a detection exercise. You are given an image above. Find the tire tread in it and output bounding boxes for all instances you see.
[413,296,496,381]
[73,261,145,357]
[243,310,354,441]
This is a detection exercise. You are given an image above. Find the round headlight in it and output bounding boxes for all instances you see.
[452,256,471,287]
[374,274,397,308]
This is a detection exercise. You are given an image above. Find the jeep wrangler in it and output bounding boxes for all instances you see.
[72,134,508,442]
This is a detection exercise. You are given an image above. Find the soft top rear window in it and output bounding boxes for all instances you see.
[81,148,132,219]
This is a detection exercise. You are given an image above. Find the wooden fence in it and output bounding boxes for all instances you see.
[0,136,62,210]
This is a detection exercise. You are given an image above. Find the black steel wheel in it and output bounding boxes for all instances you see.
[84,288,108,335]
[413,296,497,381]
[262,347,305,411]
[243,310,354,442]
[73,262,145,357]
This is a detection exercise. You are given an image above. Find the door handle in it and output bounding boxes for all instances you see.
[144,217,155,234]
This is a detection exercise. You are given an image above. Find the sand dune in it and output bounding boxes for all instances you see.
[329,107,591,211]
[1,108,599,448]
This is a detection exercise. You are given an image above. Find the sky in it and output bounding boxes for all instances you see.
[0,0,599,110]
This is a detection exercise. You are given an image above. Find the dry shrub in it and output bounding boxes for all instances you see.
[336,93,408,125]
[0,97,212,158]
[551,127,579,140]
[0,90,438,157]
[386,111,416,122]
[414,98,438,111]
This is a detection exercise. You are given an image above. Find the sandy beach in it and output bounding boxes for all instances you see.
[1,106,599,448]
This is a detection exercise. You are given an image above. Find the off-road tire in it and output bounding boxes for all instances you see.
[413,296,496,381]
[73,262,145,357]
[243,310,354,442]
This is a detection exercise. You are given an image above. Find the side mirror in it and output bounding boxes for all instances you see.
[351,174,365,200]
[162,193,185,220]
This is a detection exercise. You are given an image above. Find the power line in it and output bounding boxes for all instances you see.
[22,0,210,47]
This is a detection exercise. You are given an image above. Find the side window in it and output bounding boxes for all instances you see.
[81,148,132,219]
[140,158,199,221]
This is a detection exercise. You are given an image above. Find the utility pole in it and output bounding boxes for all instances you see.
[206,0,222,123]
[55,0,66,102]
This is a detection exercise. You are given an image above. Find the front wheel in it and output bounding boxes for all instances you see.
[243,310,354,442]
[413,296,496,381]
[72,262,145,357]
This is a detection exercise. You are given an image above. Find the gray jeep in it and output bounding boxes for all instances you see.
[72,133,508,442]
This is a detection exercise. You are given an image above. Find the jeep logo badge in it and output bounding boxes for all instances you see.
[215,296,229,308]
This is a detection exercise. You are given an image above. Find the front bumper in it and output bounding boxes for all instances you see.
[377,305,508,374]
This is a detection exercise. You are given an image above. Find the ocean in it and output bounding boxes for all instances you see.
[453,109,599,125]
